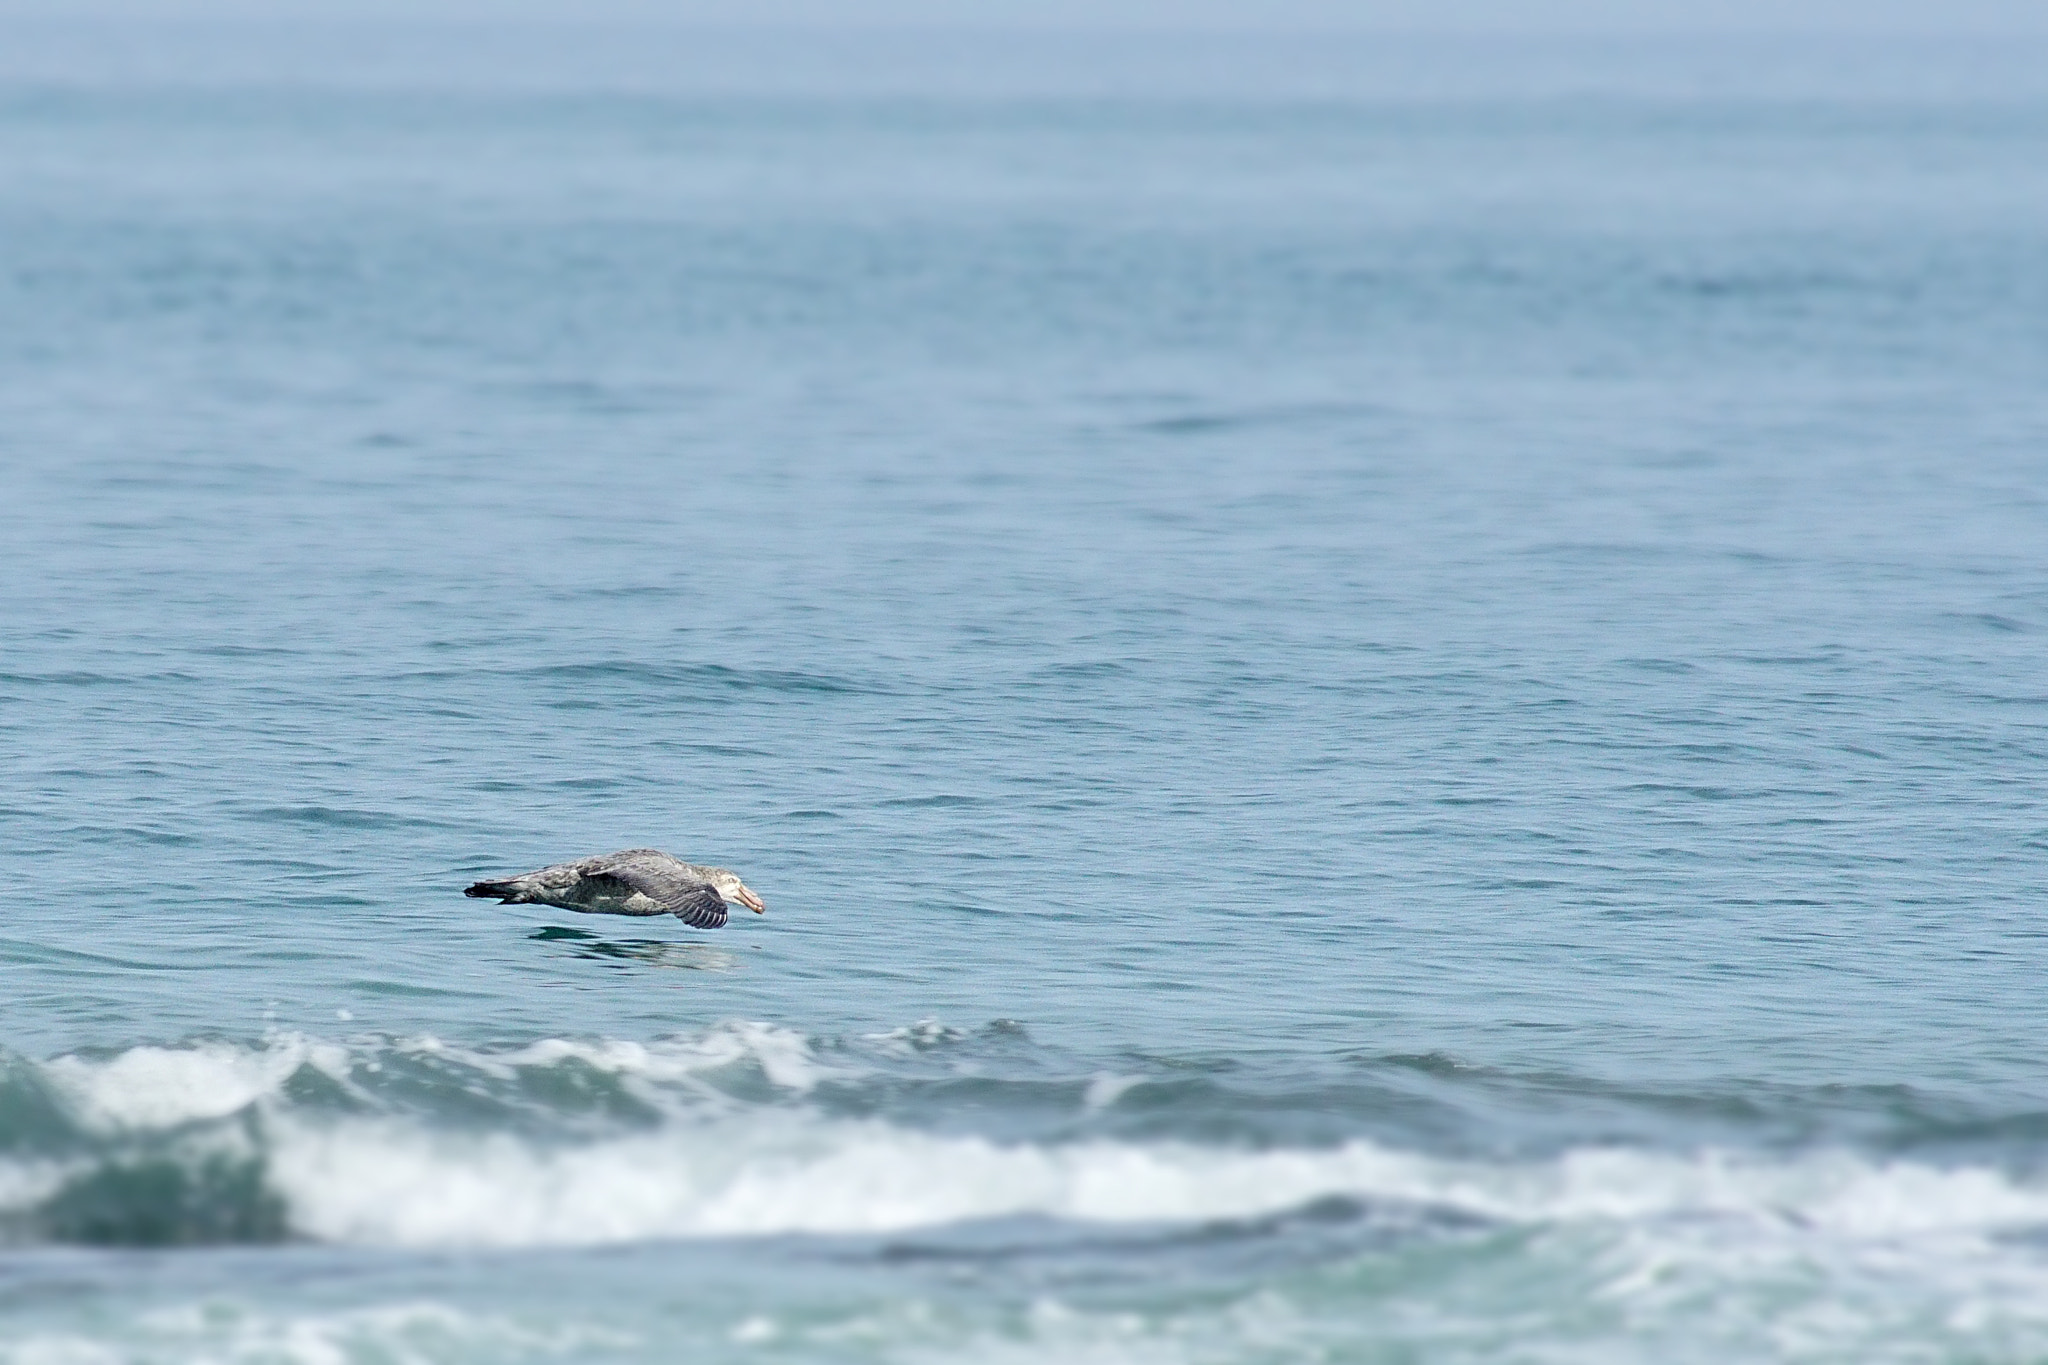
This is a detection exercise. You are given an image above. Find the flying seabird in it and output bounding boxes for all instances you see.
[464,849,766,930]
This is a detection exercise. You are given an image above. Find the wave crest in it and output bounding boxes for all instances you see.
[7,1028,2048,1259]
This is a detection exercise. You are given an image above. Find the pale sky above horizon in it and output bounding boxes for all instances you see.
[0,0,2044,34]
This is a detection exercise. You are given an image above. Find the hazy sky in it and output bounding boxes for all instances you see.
[0,0,2044,33]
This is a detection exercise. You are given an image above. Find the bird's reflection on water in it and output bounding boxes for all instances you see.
[529,925,738,971]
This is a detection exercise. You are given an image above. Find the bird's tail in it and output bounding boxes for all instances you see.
[465,878,526,903]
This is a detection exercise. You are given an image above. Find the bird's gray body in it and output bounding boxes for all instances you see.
[464,849,763,930]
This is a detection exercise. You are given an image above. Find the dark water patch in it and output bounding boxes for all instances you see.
[231,858,345,877]
[527,927,736,973]
[1662,740,1768,760]
[320,1047,585,1132]
[1025,796,1113,812]
[378,660,876,695]
[243,805,457,831]
[0,1058,79,1154]
[804,1041,1492,1147]
[521,661,877,696]
[28,822,201,848]
[1864,1104,2048,1168]
[1943,611,2026,633]
[1130,401,1379,437]
[110,826,201,847]
[1617,783,1752,800]
[1088,1076,1440,1147]
[31,1154,287,1248]
[1656,268,1864,300]
[914,895,1006,918]
[1030,661,1133,680]
[0,670,201,688]
[814,1073,1091,1134]
[513,1063,665,1127]
[1516,541,1669,563]
[0,942,192,974]
[1170,1194,1494,1279]
[1379,1051,1478,1078]
[1955,689,2048,707]
[1723,650,1852,668]
[483,378,709,415]
[573,584,675,600]
[836,1194,1483,1290]
[243,948,335,965]
[342,978,495,1001]
[188,644,299,659]
[275,1062,367,1116]
[1342,1052,2048,1159]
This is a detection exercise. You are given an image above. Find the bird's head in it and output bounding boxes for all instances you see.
[704,866,766,914]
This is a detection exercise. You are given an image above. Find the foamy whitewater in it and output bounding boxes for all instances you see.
[9,1028,2048,1360]
[4,22,2048,1365]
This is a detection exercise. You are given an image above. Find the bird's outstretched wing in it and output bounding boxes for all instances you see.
[584,856,730,929]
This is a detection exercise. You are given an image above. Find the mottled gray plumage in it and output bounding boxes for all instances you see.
[464,849,766,930]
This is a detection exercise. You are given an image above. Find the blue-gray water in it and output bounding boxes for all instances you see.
[4,28,2048,1363]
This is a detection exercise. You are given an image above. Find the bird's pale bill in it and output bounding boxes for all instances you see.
[735,885,766,913]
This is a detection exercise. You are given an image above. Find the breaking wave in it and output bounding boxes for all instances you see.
[265,1114,2048,1249]
[5,1024,2048,1267]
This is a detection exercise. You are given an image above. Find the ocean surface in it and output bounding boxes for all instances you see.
[3,24,2048,1363]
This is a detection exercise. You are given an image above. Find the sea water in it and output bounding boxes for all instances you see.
[3,25,2048,1363]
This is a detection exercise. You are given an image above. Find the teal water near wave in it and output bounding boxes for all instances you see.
[3,26,2048,1363]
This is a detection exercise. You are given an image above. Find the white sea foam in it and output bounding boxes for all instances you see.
[39,1035,353,1132]
[258,1112,2048,1250]
[1083,1073,1144,1111]
[381,1019,845,1095]
[487,1021,845,1093]
[0,1302,631,1365]
[31,1021,842,1142]
[11,1028,2048,1365]
[23,1030,2048,1289]
[865,1019,969,1053]
[0,1159,70,1214]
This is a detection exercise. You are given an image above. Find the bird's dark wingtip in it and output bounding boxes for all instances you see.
[464,882,503,900]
